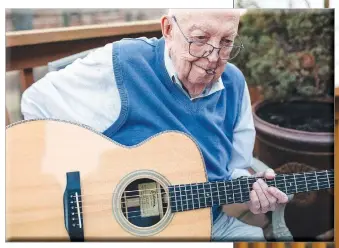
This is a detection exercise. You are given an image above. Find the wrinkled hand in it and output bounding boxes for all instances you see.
[246,169,289,214]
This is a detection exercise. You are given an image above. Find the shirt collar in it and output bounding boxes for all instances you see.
[164,45,224,101]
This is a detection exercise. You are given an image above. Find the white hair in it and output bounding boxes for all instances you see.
[167,8,241,20]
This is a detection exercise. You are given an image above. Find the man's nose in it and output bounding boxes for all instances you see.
[207,48,220,63]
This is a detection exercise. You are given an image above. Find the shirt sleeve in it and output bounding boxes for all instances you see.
[21,43,121,133]
[228,82,256,179]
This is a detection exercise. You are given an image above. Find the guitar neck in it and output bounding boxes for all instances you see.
[168,169,334,213]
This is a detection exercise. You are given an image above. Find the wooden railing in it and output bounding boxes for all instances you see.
[6,20,163,93]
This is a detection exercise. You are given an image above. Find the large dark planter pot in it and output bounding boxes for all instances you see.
[253,99,334,170]
[253,99,334,240]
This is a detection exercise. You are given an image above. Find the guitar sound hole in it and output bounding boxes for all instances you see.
[120,178,169,228]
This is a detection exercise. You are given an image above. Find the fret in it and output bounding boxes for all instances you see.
[319,171,333,189]
[184,184,190,210]
[195,183,201,209]
[238,179,243,202]
[184,184,189,210]
[303,173,308,192]
[286,174,297,194]
[294,173,306,192]
[317,171,331,189]
[197,183,207,208]
[317,171,328,190]
[326,170,330,188]
[223,181,228,204]
[293,174,298,193]
[305,172,318,190]
[185,184,194,211]
[315,171,319,190]
[202,183,208,207]
[306,172,313,191]
[231,180,235,203]
[173,185,178,212]
[178,184,184,211]
[305,172,318,191]
[247,177,256,198]
[246,177,254,199]
[213,182,221,206]
[282,174,288,195]
[248,178,254,199]
[232,179,242,203]
[190,184,195,209]
[212,182,219,206]
[225,181,235,204]
[209,182,214,206]
[247,178,252,201]
[183,184,190,210]
[239,177,250,203]
[216,182,221,205]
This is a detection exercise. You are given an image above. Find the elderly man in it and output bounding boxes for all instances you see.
[21,9,288,241]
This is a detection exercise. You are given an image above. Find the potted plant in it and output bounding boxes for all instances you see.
[233,9,334,240]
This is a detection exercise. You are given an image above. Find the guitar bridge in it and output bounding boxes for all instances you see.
[63,171,84,241]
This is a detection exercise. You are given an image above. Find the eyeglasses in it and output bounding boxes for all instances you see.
[172,16,244,61]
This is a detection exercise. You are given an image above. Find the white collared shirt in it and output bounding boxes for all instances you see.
[21,42,255,178]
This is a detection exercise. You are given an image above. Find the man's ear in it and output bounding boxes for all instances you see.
[161,15,173,42]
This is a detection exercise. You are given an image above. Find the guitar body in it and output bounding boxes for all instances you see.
[6,120,211,241]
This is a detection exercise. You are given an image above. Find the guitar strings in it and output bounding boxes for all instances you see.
[11,178,333,225]
[71,174,334,199]
[80,179,333,208]
[76,171,333,197]
[74,176,334,205]
[9,174,333,222]
[72,180,333,213]
[9,180,333,223]
[75,180,333,219]
[79,170,334,193]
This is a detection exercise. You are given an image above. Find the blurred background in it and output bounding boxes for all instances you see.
[235,0,327,8]
[5,3,335,123]
[232,9,334,241]
[6,9,167,122]
[5,9,167,32]
[5,8,167,122]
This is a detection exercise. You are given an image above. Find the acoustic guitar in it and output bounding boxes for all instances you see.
[6,120,334,241]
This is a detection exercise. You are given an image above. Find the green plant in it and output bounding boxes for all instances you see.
[233,9,334,101]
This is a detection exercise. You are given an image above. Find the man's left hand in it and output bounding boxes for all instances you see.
[246,168,289,214]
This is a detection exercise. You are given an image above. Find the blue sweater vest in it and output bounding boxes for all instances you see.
[103,37,245,222]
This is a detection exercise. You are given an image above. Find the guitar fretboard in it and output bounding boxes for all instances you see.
[168,170,334,213]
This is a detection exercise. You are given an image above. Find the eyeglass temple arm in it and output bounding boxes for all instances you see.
[171,15,191,43]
